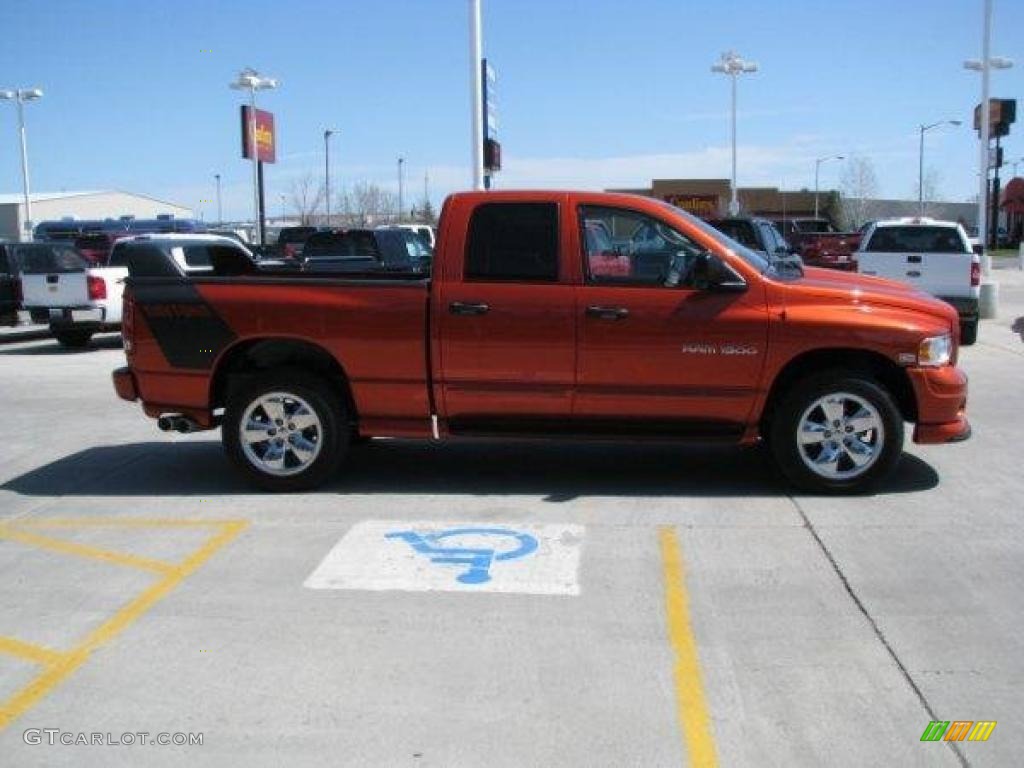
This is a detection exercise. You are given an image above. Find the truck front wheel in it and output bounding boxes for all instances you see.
[960,319,978,346]
[768,372,904,494]
[222,370,349,492]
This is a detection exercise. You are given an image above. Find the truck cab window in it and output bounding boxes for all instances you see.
[465,202,559,282]
[580,205,704,287]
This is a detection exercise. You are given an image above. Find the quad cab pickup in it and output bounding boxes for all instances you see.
[856,218,981,345]
[113,191,970,494]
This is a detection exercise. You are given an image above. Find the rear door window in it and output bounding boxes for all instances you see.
[16,245,88,274]
[465,203,559,282]
[866,226,967,253]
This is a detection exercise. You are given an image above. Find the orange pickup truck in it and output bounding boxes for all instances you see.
[112,191,969,493]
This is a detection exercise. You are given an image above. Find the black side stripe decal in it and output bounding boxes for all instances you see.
[132,281,237,370]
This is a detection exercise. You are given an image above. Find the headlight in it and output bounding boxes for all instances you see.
[917,334,952,367]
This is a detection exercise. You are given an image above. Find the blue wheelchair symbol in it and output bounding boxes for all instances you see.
[385,527,539,585]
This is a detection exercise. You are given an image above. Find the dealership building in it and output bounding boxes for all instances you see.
[611,178,978,228]
[0,190,193,241]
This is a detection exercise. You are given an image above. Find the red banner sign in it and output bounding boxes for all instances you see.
[240,106,276,163]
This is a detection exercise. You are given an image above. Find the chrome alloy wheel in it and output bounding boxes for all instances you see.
[239,392,323,477]
[796,392,885,480]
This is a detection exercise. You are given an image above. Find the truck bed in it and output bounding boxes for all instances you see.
[125,273,433,437]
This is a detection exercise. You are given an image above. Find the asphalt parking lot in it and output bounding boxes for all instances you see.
[1,269,1022,768]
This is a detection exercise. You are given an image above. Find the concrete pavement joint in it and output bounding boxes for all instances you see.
[787,495,969,768]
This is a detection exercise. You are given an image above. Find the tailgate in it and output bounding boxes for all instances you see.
[20,272,89,308]
[857,251,972,298]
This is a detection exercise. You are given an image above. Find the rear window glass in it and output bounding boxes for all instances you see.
[74,234,112,250]
[304,231,381,258]
[794,220,834,233]
[16,245,88,274]
[465,203,559,282]
[866,226,967,253]
[712,221,759,249]
[278,227,318,245]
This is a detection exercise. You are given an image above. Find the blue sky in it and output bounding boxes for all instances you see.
[1,0,1022,220]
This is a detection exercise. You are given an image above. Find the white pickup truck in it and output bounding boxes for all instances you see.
[856,217,981,345]
[20,234,244,348]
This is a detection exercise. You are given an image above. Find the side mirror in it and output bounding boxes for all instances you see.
[693,252,747,293]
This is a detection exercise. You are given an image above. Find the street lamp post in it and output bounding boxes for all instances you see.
[324,130,334,227]
[469,0,484,191]
[0,87,44,242]
[397,157,405,223]
[918,120,961,214]
[214,173,222,224]
[711,51,757,216]
[964,0,1013,261]
[814,155,844,219]
[230,67,278,245]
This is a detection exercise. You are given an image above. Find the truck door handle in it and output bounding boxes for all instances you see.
[586,305,629,320]
[449,301,490,316]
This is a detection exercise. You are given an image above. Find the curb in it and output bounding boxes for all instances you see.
[0,327,51,345]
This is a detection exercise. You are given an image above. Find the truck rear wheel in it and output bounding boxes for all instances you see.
[768,371,903,494]
[222,370,349,492]
[53,329,93,348]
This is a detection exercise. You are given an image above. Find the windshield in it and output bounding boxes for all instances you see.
[656,200,772,273]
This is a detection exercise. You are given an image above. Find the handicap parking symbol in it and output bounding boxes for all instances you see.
[385,527,538,585]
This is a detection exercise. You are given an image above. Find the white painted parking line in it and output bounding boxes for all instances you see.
[304,520,584,595]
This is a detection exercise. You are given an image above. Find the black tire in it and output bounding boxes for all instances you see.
[53,329,93,348]
[222,369,349,492]
[768,370,904,494]
[959,319,978,346]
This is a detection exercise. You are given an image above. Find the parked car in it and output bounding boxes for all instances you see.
[276,226,319,259]
[113,190,969,494]
[0,242,23,326]
[708,217,801,269]
[302,228,432,273]
[21,234,249,348]
[856,218,980,344]
[771,217,861,271]
[381,223,437,249]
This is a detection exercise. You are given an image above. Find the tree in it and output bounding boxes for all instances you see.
[839,155,879,229]
[346,182,397,226]
[919,167,943,216]
[289,172,325,225]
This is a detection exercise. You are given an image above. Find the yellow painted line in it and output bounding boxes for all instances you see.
[10,518,229,529]
[658,526,719,768]
[0,520,247,731]
[0,526,177,575]
[0,636,66,667]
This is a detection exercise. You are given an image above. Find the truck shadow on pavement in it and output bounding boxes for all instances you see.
[2,438,939,501]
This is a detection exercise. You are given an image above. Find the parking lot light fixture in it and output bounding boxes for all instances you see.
[324,130,335,227]
[230,68,278,245]
[918,120,961,214]
[711,51,757,216]
[0,87,44,242]
[813,155,844,219]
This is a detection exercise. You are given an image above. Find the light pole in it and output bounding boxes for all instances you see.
[814,155,844,219]
[230,67,278,245]
[214,173,222,224]
[0,87,44,242]
[324,129,334,227]
[918,120,961,214]
[711,51,757,216]
[279,193,287,222]
[397,157,405,223]
[964,0,1012,262]
[469,0,484,191]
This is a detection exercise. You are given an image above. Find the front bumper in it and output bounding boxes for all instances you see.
[112,366,138,402]
[908,364,970,444]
